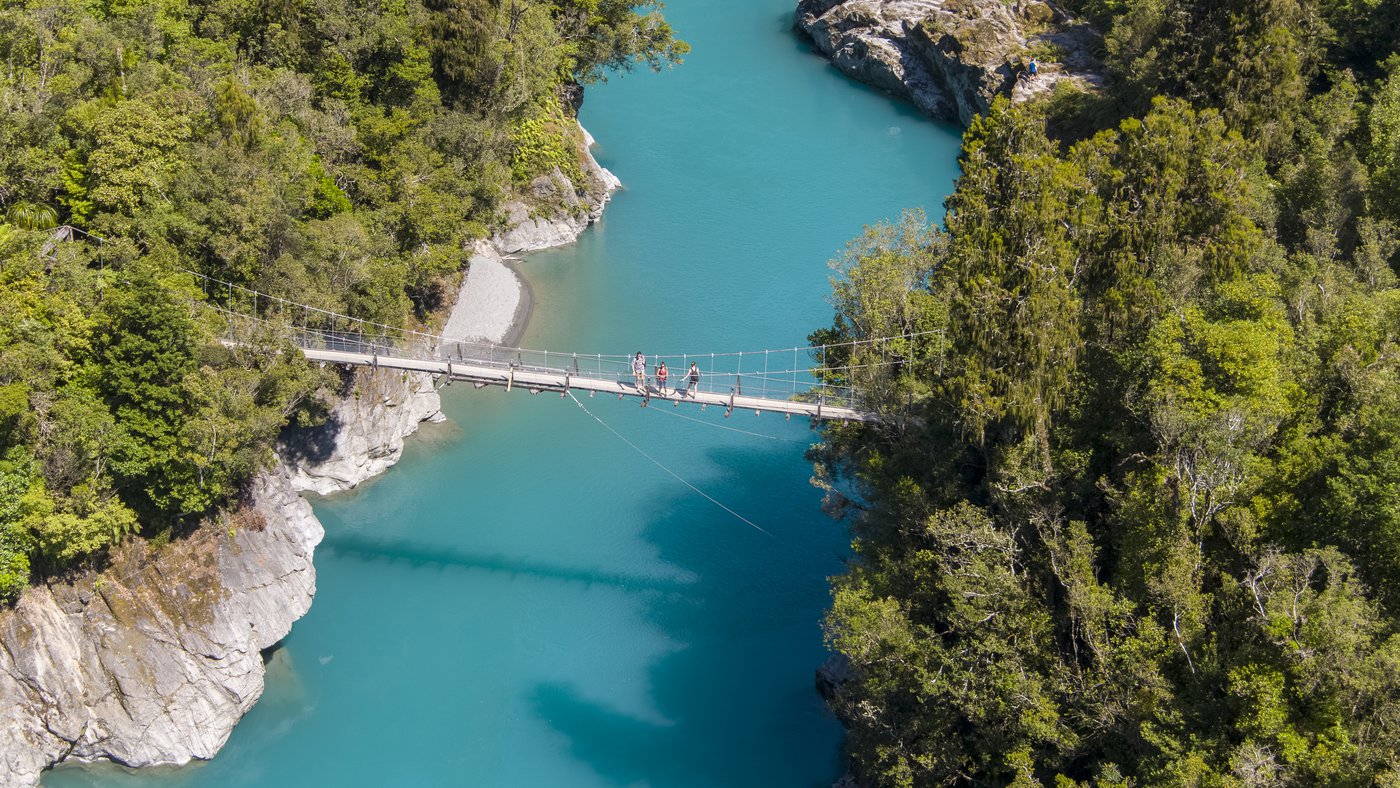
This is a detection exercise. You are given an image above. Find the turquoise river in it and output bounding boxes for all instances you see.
[47,2,961,785]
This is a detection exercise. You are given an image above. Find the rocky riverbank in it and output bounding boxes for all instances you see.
[794,0,1102,125]
[443,122,621,347]
[281,369,445,497]
[0,468,322,786]
[0,367,443,787]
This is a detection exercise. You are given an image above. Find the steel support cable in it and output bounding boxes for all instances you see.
[565,391,771,536]
[643,403,810,444]
[197,283,918,412]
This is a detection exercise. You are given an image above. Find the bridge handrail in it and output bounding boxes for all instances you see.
[211,307,864,408]
[191,270,943,412]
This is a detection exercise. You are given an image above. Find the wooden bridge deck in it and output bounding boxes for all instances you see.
[302,349,870,422]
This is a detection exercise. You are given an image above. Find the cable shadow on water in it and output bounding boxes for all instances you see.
[527,439,849,788]
[319,531,694,592]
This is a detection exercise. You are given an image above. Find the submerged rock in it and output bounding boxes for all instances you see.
[795,0,1103,125]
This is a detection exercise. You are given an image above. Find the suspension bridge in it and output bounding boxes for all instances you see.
[189,270,897,423]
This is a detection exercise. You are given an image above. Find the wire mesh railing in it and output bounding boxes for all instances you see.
[186,269,943,415]
[437,340,861,408]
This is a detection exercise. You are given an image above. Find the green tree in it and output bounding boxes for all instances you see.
[3,202,59,230]
[92,263,202,517]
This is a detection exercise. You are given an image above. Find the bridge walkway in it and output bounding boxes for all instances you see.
[303,348,869,421]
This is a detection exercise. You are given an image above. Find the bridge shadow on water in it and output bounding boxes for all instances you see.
[525,439,849,788]
[318,532,692,593]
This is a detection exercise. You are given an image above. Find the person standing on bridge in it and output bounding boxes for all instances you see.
[656,361,669,395]
[632,352,647,390]
[686,362,700,397]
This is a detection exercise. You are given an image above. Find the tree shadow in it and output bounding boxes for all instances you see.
[277,369,356,465]
[278,411,344,465]
[529,440,848,787]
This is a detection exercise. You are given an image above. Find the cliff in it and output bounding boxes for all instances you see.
[281,368,444,497]
[493,122,621,255]
[794,0,1103,125]
[0,368,442,786]
[0,470,320,786]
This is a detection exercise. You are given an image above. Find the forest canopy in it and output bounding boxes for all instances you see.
[0,0,684,601]
[815,0,1400,784]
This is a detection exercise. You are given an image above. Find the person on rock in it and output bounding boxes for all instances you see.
[1028,57,1039,79]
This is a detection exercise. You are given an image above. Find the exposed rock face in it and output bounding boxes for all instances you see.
[281,367,444,496]
[493,123,621,254]
[795,0,1103,125]
[0,470,320,787]
[0,367,445,785]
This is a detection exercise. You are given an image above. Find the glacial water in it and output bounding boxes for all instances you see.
[46,2,961,785]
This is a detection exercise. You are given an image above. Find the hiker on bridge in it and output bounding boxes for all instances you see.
[686,362,700,397]
[632,352,647,390]
[656,361,669,394]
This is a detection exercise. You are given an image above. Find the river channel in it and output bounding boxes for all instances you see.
[47,1,961,785]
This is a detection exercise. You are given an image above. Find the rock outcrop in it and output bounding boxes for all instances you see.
[493,123,621,255]
[795,0,1103,125]
[0,470,320,787]
[0,368,445,785]
[281,368,444,496]
[442,121,619,349]
[815,652,854,702]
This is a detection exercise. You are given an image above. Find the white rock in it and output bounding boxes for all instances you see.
[282,370,443,496]
[0,469,321,787]
[795,0,1102,125]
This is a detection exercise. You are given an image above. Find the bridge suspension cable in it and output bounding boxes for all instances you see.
[184,269,937,421]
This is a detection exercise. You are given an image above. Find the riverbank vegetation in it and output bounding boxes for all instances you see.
[816,1,1400,783]
[0,0,684,601]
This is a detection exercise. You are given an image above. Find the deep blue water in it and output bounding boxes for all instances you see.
[46,2,960,785]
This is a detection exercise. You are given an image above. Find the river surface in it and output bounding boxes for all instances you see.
[47,2,960,785]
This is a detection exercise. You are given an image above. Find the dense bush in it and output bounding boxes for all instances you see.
[816,1,1400,783]
[0,0,684,600]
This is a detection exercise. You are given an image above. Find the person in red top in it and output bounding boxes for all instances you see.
[655,361,669,395]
